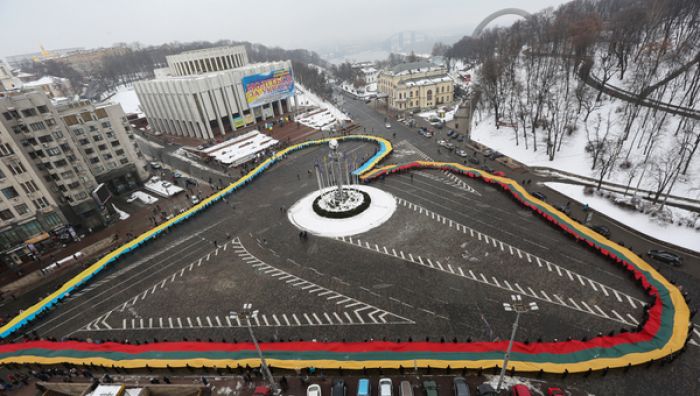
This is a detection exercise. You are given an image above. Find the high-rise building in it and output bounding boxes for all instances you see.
[134,46,295,140]
[0,83,146,265]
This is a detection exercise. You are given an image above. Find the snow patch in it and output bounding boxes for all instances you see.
[545,182,700,253]
[287,185,396,237]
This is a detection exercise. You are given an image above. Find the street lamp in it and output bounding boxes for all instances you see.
[496,294,539,392]
[230,304,280,394]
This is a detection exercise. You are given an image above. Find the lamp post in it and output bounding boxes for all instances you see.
[230,304,279,394]
[496,294,539,392]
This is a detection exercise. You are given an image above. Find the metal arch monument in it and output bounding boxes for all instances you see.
[473,8,532,36]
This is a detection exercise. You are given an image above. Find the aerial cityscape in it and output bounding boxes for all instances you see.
[0,0,698,395]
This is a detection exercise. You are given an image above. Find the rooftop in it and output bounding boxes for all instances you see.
[388,61,440,75]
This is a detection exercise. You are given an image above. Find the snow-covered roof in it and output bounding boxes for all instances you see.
[402,75,452,87]
[23,76,65,87]
[388,62,439,76]
[360,67,377,74]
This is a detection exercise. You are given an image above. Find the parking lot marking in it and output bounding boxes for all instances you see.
[594,305,609,317]
[626,314,639,325]
[393,199,646,306]
[187,317,193,327]
[196,317,202,327]
[627,296,638,309]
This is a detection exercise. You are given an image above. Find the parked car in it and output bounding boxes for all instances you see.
[531,191,547,201]
[591,225,611,238]
[546,388,565,396]
[493,171,506,177]
[421,130,434,138]
[468,157,480,165]
[423,381,438,396]
[385,122,392,129]
[482,165,494,173]
[647,249,682,266]
[456,134,465,142]
[308,384,323,396]
[453,377,470,396]
[254,386,271,396]
[437,139,450,148]
[445,142,455,150]
[173,171,183,178]
[379,378,393,396]
[510,384,531,396]
[190,195,200,205]
[149,161,162,169]
[476,384,497,396]
[488,151,505,160]
[456,149,469,157]
[332,380,347,396]
[357,379,370,396]
[399,381,413,396]
[447,130,456,138]
[482,148,494,157]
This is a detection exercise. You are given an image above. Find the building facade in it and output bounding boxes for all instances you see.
[0,88,146,264]
[378,62,454,112]
[134,46,295,140]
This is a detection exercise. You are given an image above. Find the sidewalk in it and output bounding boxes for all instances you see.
[0,182,217,300]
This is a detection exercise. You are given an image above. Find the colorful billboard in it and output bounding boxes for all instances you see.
[242,68,294,107]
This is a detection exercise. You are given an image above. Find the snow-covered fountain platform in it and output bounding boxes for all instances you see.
[287,139,396,237]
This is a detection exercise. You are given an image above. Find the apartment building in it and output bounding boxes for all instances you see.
[135,46,295,140]
[0,89,145,265]
[378,62,454,112]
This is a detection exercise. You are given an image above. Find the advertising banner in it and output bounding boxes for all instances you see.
[242,68,294,107]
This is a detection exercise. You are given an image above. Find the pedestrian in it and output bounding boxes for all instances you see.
[410,174,414,183]
[213,240,218,248]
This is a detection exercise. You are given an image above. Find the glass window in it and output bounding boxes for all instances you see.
[37,105,49,114]
[45,212,63,227]
[1,186,19,199]
[14,204,29,215]
[0,209,14,221]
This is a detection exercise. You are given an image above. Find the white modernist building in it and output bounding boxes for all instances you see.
[134,46,295,140]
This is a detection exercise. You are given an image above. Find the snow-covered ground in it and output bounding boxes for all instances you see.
[295,82,350,131]
[111,204,130,220]
[144,177,184,198]
[127,191,158,205]
[109,85,142,115]
[471,98,700,202]
[417,101,461,123]
[546,182,699,252]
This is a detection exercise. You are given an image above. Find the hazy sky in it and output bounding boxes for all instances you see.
[0,0,572,58]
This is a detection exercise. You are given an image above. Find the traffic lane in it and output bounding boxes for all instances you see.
[348,203,646,324]
[26,240,215,339]
[19,202,242,339]
[248,216,634,342]
[376,176,646,299]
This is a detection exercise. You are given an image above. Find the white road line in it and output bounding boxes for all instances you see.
[565,269,573,281]
[576,274,586,286]
[272,314,281,326]
[196,317,202,326]
[283,314,290,326]
[503,280,513,290]
[333,312,343,323]
[480,273,488,283]
[626,314,639,325]
[594,305,609,317]
[292,314,301,326]
[627,296,638,309]
[159,318,163,327]
[436,261,445,270]
[515,283,526,294]
[540,290,551,301]
[168,317,173,328]
[177,317,182,328]
[600,286,609,297]
[568,298,581,310]
[262,315,270,326]
[354,311,365,323]
[324,313,333,324]
[458,267,465,277]
[344,312,354,324]
[588,280,599,292]
[188,317,193,327]
[580,300,594,313]
[492,277,500,287]
[613,290,623,302]
[312,313,324,325]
